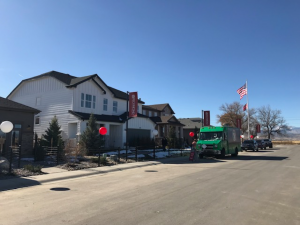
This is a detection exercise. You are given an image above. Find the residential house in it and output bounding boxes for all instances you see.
[178,117,202,145]
[7,71,156,149]
[142,104,185,143]
[0,97,40,156]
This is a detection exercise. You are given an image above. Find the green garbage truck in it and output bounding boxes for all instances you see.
[196,126,241,158]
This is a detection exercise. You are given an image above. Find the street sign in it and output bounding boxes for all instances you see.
[202,144,207,149]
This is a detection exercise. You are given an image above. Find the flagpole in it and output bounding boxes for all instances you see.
[246,80,250,139]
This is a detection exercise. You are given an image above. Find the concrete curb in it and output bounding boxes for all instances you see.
[0,158,188,192]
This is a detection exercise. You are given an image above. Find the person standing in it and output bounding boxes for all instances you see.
[192,139,198,162]
[162,137,168,151]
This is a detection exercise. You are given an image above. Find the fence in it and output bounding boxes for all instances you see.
[87,146,190,165]
[43,146,64,165]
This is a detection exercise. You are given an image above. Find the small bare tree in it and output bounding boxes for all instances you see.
[64,139,86,163]
[217,101,256,134]
[256,105,289,139]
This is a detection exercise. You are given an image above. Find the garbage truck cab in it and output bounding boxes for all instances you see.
[196,126,241,158]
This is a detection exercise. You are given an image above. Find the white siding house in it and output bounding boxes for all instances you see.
[7,71,155,148]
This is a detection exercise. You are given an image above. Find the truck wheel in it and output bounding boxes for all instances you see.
[270,145,273,148]
[264,147,266,150]
[231,148,238,157]
[220,149,225,158]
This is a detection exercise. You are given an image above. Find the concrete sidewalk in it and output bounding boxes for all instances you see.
[0,156,190,192]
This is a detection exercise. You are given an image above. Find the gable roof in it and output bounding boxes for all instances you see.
[0,97,40,113]
[7,71,144,103]
[108,87,145,104]
[150,115,185,126]
[143,103,175,114]
[178,117,202,129]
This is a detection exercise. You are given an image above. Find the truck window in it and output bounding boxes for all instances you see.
[200,132,223,140]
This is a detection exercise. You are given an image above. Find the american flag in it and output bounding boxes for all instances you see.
[237,84,247,100]
[243,103,247,111]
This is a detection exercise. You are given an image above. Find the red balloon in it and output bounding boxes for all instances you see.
[99,127,107,135]
[250,135,254,139]
[189,132,194,137]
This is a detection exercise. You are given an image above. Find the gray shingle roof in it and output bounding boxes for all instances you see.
[0,97,40,113]
[143,103,175,114]
[178,118,202,129]
[69,110,149,123]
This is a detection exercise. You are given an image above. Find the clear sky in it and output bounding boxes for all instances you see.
[0,0,299,127]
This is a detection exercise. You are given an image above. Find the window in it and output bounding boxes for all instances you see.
[85,94,92,108]
[113,101,118,113]
[143,110,147,115]
[35,117,40,125]
[149,111,152,117]
[154,112,157,116]
[93,96,96,109]
[14,124,22,129]
[82,94,96,109]
[36,97,41,106]
[103,98,108,111]
[81,93,84,107]
[137,105,139,113]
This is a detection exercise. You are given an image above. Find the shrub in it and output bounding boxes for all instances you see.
[24,164,43,173]
[91,156,108,165]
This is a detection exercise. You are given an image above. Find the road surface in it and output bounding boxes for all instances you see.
[0,145,300,225]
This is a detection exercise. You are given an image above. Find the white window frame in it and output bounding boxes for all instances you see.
[103,98,108,111]
[113,101,118,113]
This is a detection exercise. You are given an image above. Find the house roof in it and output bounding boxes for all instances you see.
[178,117,202,129]
[7,71,145,103]
[108,87,145,104]
[0,97,40,113]
[69,110,149,123]
[150,115,185,126]
[143,103,175,114]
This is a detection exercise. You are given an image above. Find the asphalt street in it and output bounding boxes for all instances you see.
[0,145,300,225]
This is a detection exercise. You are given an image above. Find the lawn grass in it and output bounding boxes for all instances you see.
[273,140,300,145]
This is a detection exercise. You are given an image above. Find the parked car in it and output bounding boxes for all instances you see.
[263,139,273,148]
[256,139,267,150]
[241,140,258,151]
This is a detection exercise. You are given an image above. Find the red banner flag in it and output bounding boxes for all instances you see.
[243,103,247,111]
[203,111,210,126]
[237,84,247,100]
[129,92,138,118]
[256,124,261,133]
[236,118,241,129]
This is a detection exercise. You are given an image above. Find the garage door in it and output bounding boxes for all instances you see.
[128,129,151,146]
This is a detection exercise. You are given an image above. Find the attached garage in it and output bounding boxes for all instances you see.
[127,128,151,146]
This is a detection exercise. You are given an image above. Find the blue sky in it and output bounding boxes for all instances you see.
[0,0,299,127]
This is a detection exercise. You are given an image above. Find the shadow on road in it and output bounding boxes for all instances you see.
[0,177,41,192]
[224,155,288,161]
